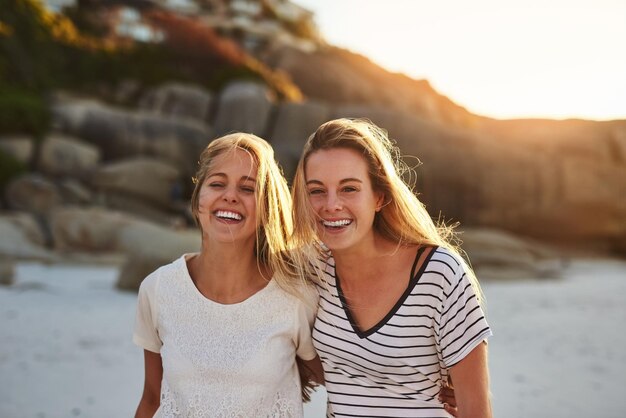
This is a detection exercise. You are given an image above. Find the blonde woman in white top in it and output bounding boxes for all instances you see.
[133,133,323,417]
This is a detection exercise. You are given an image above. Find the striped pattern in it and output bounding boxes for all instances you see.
[312,247,492,417]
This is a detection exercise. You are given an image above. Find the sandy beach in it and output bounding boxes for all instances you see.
[1,258,625,418]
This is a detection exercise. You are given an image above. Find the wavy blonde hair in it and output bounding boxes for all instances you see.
[191,133,320,401]
[292,118,484,303]
[191,133,315,297]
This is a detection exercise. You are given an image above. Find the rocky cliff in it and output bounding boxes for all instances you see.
[258,44,626,254]
[1,0,624,290]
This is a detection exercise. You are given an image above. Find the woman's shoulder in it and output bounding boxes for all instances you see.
[266,278,318,317]
[421,246,469,287]
[427,246,462,268]
[272,278,317,300]
[285,281,319,322]
[297,281,319,307]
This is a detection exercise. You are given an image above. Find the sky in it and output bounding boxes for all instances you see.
[296,0,626,120]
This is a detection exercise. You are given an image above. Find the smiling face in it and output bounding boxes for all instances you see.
[197,148,258,246]
[305,147,384,254]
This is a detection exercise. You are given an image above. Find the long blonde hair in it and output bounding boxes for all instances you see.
[191,133,314,296]
[292,118,484,303]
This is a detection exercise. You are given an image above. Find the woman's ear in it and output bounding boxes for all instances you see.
[375,193,385,212]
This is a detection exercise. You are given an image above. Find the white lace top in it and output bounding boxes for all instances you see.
[133,254,318,418]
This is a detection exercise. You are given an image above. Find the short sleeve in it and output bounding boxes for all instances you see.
[132,274,162,353]
[293,285,319,361]
[437,257,492,368]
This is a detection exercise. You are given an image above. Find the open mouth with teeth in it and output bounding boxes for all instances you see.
[322,219,353,229]
[214,210,243,223]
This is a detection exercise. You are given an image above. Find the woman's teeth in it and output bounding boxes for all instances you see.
[323,219,351,227]
[216,211,242,220]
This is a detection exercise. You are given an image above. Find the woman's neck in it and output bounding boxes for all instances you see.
[188,239,269,304]
[331,234,402,283]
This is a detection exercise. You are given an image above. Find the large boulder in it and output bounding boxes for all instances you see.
[213,81,275,137]
[116,221,200,291]
[49,207,135,252]
[95,192,186,226]
[139,82,213,124]
[53,100,210,178]
[2,212,48,246]
[4,174,63,216]
[57,179,93,205]
[91,158,182,208]
[0,214,56,261]
[329,106,626,254]
[37,134,101,177]
[117,255,166,292]
[471,118,626,253]
[330,105,476,219]
[0,136,34,165]
[264,45,473,126]
[0,257,14,286]
[48,206,187,253]
[330,104,449,159]
[269,100,331,180]
[50,95,101,133]
[459,227,564,280]
[116,221,200,260]
[517,156,626,246]
[475,118,626,165]
[47,207,200,290]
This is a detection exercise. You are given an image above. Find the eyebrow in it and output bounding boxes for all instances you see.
[306,178,363,186]
[208,173,257,182]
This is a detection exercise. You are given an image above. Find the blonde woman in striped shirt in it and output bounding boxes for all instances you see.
[292,119,492,418]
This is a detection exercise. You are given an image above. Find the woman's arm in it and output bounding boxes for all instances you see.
[296,355,325,403]
[135,350,163,418]
[299,355,325,385]
[448,342,492,418]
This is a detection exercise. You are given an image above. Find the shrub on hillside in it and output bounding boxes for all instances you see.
[0,87,49,136]
[0,148,27,190]
[145,9,301,100]
[0,0,302,115]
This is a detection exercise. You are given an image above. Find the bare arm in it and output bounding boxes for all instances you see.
[296,354,324,403]
[135,350,163,418]
[448,342,492,418]
[300,355,325,385]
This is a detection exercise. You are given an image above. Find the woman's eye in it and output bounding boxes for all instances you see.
[208,182,224,188]
[240,186,255,193]
[342,186,358,193]
[308,189,324,195]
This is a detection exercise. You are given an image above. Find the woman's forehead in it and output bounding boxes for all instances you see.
[305,148,370,182]
[209,148,258,176]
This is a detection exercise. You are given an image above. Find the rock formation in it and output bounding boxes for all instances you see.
[2,1,624,291]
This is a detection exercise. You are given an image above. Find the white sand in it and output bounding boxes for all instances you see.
[1,258,625,418]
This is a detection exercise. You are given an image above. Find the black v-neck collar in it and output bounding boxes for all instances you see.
[335,245,436,339]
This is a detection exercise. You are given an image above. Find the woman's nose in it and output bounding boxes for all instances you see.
[325,193,342,211]
[222,188,238,203]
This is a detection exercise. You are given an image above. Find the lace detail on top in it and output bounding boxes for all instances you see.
[145,256,308,418]
[158,381,299,418]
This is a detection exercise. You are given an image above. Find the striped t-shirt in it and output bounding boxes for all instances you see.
[312,246,492,417]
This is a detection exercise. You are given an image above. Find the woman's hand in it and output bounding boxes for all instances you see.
[439,376,458,417]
